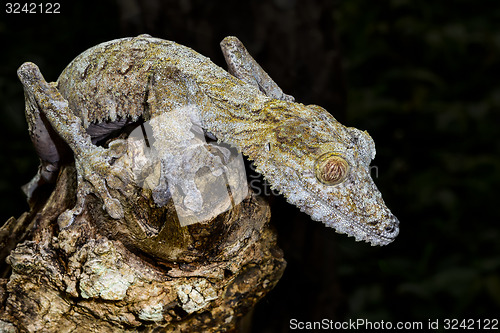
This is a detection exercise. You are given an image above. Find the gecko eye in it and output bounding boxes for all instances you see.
[314,153,349,185]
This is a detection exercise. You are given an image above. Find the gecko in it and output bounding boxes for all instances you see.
[17,34,399,246]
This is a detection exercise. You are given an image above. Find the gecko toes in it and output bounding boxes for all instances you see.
[104,197,124,219]
[57,210,76,229]
[106,173,126,190]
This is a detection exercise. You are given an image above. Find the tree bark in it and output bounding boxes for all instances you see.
[0,159,286,332]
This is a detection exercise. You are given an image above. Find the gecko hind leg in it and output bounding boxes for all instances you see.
[220,36,295,102]
[18,62,130,228]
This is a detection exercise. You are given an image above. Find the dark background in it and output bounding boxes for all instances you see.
[1,0,499,331]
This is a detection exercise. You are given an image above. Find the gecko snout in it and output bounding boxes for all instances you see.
[384,217,400,235]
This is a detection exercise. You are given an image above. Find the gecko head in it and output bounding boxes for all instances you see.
[257,103,399,246]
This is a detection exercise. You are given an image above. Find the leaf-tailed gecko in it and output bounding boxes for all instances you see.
[17,34,399,246]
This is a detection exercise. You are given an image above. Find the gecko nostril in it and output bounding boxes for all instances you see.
[385,217,400,234]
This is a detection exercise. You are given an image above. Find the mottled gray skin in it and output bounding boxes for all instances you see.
[17,35,399,245]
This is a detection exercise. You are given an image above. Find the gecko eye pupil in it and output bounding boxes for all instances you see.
[314,153,349,185]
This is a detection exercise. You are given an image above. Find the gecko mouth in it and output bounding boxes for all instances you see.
[323,209,399,246]
[292,177,400,246]
[291,191,399,246]
[260,165,399,246]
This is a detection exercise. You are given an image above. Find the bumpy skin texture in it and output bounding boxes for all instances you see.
[17,35,399,246]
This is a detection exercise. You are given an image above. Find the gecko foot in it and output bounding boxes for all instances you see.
[58,143,132,228]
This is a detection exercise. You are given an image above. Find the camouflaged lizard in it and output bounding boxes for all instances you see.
[17,34,399,246]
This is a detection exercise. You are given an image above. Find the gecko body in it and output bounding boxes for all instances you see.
[17,35,399,245]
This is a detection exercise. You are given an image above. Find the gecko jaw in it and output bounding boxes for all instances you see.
[278,170,399,246]
[321,209,399,246]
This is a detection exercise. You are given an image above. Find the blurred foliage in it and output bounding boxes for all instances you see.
[332,0,500,322]
[0,0,499,331]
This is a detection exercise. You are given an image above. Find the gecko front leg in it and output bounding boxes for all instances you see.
[17,62,129,227]
[220,36,294,102]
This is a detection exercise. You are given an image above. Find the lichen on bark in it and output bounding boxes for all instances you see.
[0,154,286,332]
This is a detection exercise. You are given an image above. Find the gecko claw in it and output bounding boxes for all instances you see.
[57,209,76,229]
[103,197,124,219]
